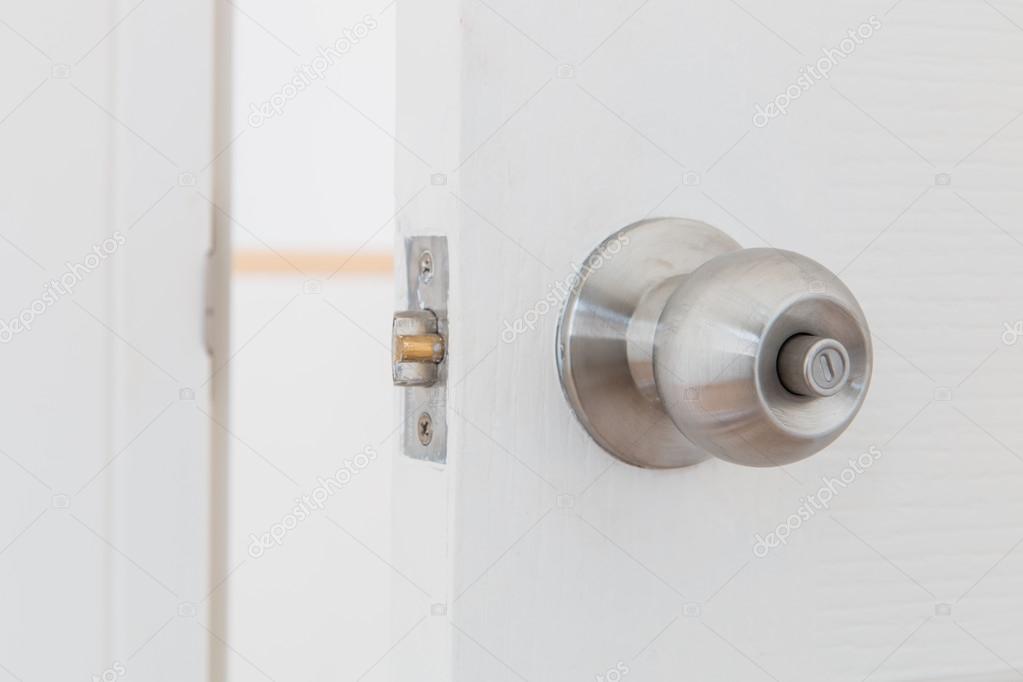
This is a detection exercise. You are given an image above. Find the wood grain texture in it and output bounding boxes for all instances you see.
[395,1,1023,680]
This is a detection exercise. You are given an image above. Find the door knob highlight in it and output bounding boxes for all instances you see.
[556,218,872,468]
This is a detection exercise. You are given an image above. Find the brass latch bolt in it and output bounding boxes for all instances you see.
[394,333,445,364]
[392,310,446,387]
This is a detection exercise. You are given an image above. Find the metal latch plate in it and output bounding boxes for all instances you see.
[394,236,448,463]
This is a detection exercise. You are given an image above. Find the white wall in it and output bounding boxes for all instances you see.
[228,277,398,681]
[226,0,401,680]
[230,0,397,253]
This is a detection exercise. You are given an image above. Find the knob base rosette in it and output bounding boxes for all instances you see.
[556,218,741,468]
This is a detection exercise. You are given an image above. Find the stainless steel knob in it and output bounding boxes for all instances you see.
[556,218,872,469]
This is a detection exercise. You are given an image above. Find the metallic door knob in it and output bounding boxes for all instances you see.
[556,218,872,469]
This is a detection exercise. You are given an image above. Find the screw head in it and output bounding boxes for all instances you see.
[418,251,434,283]
[417,413,433,446]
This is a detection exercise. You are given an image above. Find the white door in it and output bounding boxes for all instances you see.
[391,2,1023,681]
[0,2,228,679]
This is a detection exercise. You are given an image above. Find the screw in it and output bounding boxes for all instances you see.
[417,412,433,446]
[419,251,434,284]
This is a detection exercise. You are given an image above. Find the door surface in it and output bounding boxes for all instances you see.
[391,2,1023,681]
[0,1,228,679]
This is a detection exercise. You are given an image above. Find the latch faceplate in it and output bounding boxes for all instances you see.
[392,236,448,463]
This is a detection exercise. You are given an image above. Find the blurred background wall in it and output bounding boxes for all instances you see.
[0,0,220,678]
[226,1,398,679]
